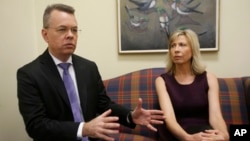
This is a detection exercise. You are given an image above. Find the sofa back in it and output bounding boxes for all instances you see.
[218,77,250,124]
[103,68,250,139]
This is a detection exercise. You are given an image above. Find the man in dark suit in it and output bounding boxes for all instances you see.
[17,3,164,141]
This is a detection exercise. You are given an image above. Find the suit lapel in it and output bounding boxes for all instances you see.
[72,55,88,115]
[39,49,71,107]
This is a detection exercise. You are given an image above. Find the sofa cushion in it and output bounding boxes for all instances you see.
[110,133,156,141]
[103,68,165,139]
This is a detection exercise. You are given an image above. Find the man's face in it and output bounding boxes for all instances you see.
[42,10,78,61]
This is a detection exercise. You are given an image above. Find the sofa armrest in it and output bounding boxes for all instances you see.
[243,77,250,122]
[218,77,250,126]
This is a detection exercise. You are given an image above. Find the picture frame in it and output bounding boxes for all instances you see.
[118,0,219,53]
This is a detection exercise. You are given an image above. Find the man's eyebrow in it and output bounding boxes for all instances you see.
[56,25,78,28]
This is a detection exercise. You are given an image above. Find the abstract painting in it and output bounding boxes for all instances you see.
[118,0,219,53]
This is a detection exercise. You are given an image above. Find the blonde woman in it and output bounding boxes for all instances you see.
[155,29,229,141]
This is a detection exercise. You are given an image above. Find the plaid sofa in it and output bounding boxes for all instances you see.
[103,68,250,141]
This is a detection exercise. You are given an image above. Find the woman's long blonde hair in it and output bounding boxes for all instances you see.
[166,29,206,75]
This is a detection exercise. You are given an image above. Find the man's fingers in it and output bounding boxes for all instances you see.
[102,116,119,123]
[100,109,119,122]
[149,110,166,121]
[146,124,157,132]
[136,98,143,110]
[103,122,120,129]
[103,128,120,135]
[150,119,164,124]
[149,109,164,115]
[150,116,166,123]
[96,124,120,141]
[101,109,112,117]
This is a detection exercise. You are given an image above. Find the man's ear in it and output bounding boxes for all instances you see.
[41,28,48,43]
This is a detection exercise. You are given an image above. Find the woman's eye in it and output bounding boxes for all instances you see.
[179,43,186,47]
[171,44,176,48]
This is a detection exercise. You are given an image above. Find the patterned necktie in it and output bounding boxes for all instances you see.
[58,63,88,141]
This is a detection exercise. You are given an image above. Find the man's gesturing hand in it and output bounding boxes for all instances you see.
[82,109,120,141]
[132,98,165,132]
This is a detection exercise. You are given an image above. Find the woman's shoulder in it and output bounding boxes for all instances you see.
[156,73,166,81]
[205,72,219,86]
[206,72,217,79]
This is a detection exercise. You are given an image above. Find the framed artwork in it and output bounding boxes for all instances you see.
[118,0,219,53]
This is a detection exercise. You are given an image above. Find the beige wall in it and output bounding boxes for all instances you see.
[36,0,250,80]
[1,0,250,140]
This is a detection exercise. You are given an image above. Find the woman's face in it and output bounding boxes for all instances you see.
[170,35,192,65]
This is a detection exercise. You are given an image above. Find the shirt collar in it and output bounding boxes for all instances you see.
[49,52,73,65]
